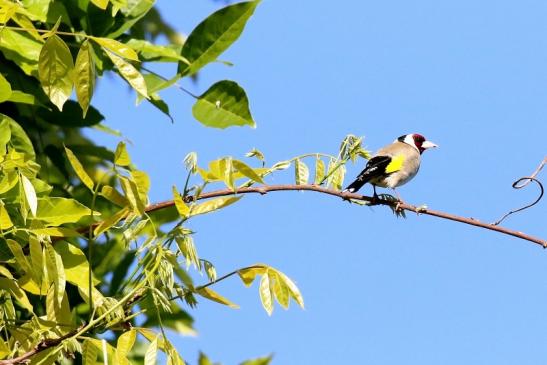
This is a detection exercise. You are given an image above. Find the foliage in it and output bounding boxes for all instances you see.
[0,1,371,364]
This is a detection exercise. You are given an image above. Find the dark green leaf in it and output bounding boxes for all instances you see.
[178,1,259,76]
[192,80,255,128]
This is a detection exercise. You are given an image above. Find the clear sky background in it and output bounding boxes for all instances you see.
[89,1,547,364]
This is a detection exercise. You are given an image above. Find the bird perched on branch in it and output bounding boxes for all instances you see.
[342,133,437,199]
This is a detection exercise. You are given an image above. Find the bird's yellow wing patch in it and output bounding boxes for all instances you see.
[385,155,404,173]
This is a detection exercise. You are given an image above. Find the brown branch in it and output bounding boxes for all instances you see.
[145,184,546,247]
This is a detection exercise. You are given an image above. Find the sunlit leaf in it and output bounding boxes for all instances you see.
[144,336,158,365]
[30,227,80,237]
[21,174,37,216]
[90,0,109,10]
[74,40,95,117]
[259,272,273,315]
[238,266,266,286]
[0,73,12,103]
[314,156,325,184]
[100,186,129,207]
[82,340,99,365]
[105,51,148,98]
[232,159,264,183]
[269,271,289,309]
[94,207,129,236]
[0,201,13,229]
[179,1,259,76]
[36,197,99,225]
[173,186,190,218]
[120,176,145,215]
[295,159,309,185]
[38,35,74,111]
[196,287,239,309]
[65,146,94,190]
[45,242,65,306]
[92,37,139,61]
[0,278,33,312]
[117,329,136,365]
[190,196,242,217]
[240,355,274,365]
[6,239,30,274]
[192,80,255,128]
[114,141,131,166]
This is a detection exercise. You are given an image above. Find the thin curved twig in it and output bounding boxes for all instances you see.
[493,158,546,226]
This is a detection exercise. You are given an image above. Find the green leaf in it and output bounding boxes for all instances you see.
[144,336,158,365]
[259,272,273,315]
[190,196,242,217]
[45,242,65,306]
[269,271,289,309]
[238,266,267,286]
[127,39,188,63]
[29,236,43,285]
[6,239,31,274]
[21,174,37,217]
[6,90,36,105]
[117,329,136,365]
[54,241,95,288]
[199,352,214,365]
[0,29,42,76]
[74,41,95,117]
[178,1,259,76]
[0,278,33,312]
[0,202,13,229]
[196,287,239,309]
[91,37,139,61]
[93,207,129,236]
[82,340,99,365]
[240,355,274,365]
[120,176,145,215]
[232,159,265,183]
[65,146,94,190]
[294,159,309,185]
[114,141,131,166]
[91,0,109,10]
[38,35,74,111]
[314,156,325,184]
[0,73,12,103]
[100,186,129,207]
[172,186,190,218]
[36,197,99,225]
[276,270,304,309]
[193,80,255,128]
[105,51,148,98]
[30,227,80,237]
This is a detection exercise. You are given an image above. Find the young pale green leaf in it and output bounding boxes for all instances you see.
[38,35,74,111]
[179,1,259,76]
[232,159,265,183]
[105,51,148,98]
[100,186,129,207]
[120,176,145,215]
[117,329,136,365]
[74,41,95,117]
[45,242,65,306]
[238,266,267,286]
[219,157,235,190]
[114,141,131,166]
[29,237,43,285]
[93,207,129,236]
[314,156,325,184]
[276,270,304,309]
[259,272,274,315]
[65,146,94,190]
[36,197,99,225]
[196,287,239,309]
[271,160,291,171]
[192,80,255,128]
[91,37,139,61]
[199,352,214,365]
[90,0,109,10]
[6,239,31,274]
[190,196,242,217]
[144,336,158,365]
[0,202,13,229]
[0,73,12,103]
[82,340,99,365]
[29,227,80,237]
[172,186,190,218]
[331,164,345,191]
[131,170,150,202]
[294,159,309,185]
[240,355,274,365]
[0,278,33,312]
[21,175,37,216]
[269,271,289,309]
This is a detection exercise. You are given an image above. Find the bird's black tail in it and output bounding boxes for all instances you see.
[342,175,370,193]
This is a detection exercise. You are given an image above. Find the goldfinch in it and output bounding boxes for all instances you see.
[343,133,437,198]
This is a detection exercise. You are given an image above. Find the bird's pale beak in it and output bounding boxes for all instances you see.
[421,140,438,149]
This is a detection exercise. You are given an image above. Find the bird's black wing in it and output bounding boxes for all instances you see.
[343,155,392,193]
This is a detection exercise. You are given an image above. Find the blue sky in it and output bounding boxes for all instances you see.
[89,0,547,363]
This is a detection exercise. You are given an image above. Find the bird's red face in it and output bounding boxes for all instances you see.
[399,133,438,154]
